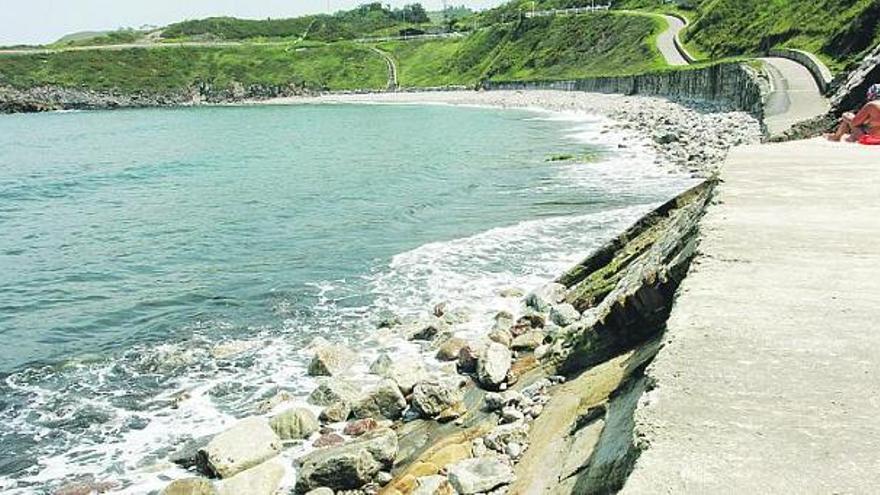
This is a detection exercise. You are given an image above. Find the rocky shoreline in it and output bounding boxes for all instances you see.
[44,91,761,495]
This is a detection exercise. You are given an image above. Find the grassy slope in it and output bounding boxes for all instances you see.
[0,44,387,92]
[615,0,880,71]
[381,13,665,87]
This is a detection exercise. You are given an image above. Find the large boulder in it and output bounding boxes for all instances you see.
[351,380,407,420]
[319,401,351,424]
[411,379,464,419]
[307,344,358,376]
[488,328,513,348]
[161,478,217,495]
[492,311,515,332]
[198,417,281,478]
[446,456,514,494]
[270,407,319,440]
[369,354,426,395]
[457,342,484,373]
[476,343,511,390]
[524,283,566,312]
[296,428,398,493]
[217,460,285,495]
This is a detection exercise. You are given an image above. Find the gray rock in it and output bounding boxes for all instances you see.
[511,331,545,351]
[413,475,456,495]
[505,442,523,459]
[255,390,295,414]
[305,489,334,495]
[484,423,529,452]
[308,379,359,407]
[446,456,515,494]
[412,379,464,418]
[369,354,426,394]
[376,471,394,486]
[320,401,352,423]
[435,337,468,361]
[549,303,580,327]
[524,283,566,312]
[296,428,398,493]
[498,288,524,298]
[161,478,217,495]
[500,406,524,424]
[403,316,449,341]
[457,342,483,373]
[217,460,285,495]
[308,344,358,376]
[492,311,515,332]
[270,407,319,440]
[488,328,512,348]
[441,307,472,325]
[198,417,281,478]
[477,343,511,389]
[351,380,407,420]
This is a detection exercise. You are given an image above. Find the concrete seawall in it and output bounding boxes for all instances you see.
[484,63,764,117]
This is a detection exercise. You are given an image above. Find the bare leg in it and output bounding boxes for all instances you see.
[826,112,855,141]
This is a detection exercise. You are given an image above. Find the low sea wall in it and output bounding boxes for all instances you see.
[483,62,765,117]
[768,48,834,94]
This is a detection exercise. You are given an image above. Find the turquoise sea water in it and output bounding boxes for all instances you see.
[0,102,694,492]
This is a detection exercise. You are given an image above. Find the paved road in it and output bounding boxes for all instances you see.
[623,138,880,493]
[761,57,830,135]
[657,15,689,66]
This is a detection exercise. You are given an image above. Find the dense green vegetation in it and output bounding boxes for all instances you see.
[381,13,665,87]
[161,2,436,42]
[614,0,880,71]
[55,29,146,47]
[0,44,387,92]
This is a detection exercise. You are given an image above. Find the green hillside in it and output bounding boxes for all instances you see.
[614,0,880,71]
[0,44,387,93]
[382,13,665,87]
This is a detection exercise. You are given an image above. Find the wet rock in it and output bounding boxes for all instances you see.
[505,442,523,459]
[351,380,407,420]
[376,471,394,486]
[446,456,514,494]
[308,344,358,377]
[403,317,450,341]
[524,283,566,312]
[441,307,472,325]
[309,379,359,407]
[320,401,352,423]
[457,343,483,373]
[492,311,515,332]
[476,343,511,389]
[534,344,551,360]
[169,436,211,469]
[344,418,380,437]
[498,287,524,298]
[375,311,402,329]
[549,303,580,327]
[433,302,448,317]
[305,489,334,495]
[511,314,544,337]
[296,428,398,493]
[161,478,217,495]
[413,475,456,495]
[255,390,295,414]
[511,331,545,351]
[217,460,284,495]
[435,337,468,361]
[270,407,319,440]
[54,477,117,495]
[412,379,464,419]
[210,340,256,359]
[314,432,345,448]
[369,353,426,394]
[198,417,281,478]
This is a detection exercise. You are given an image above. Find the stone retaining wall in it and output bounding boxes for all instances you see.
[484,63,764,117]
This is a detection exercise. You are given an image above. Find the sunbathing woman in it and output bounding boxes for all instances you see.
[827,83,880,142]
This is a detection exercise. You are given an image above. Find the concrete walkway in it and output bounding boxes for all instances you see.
[623,138,880,493]
[761,57,830,135]
[657,15,689,66]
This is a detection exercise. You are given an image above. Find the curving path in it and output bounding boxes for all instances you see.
[369,46,398,91]
[656,15,689,66]
[760,56,830,136]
